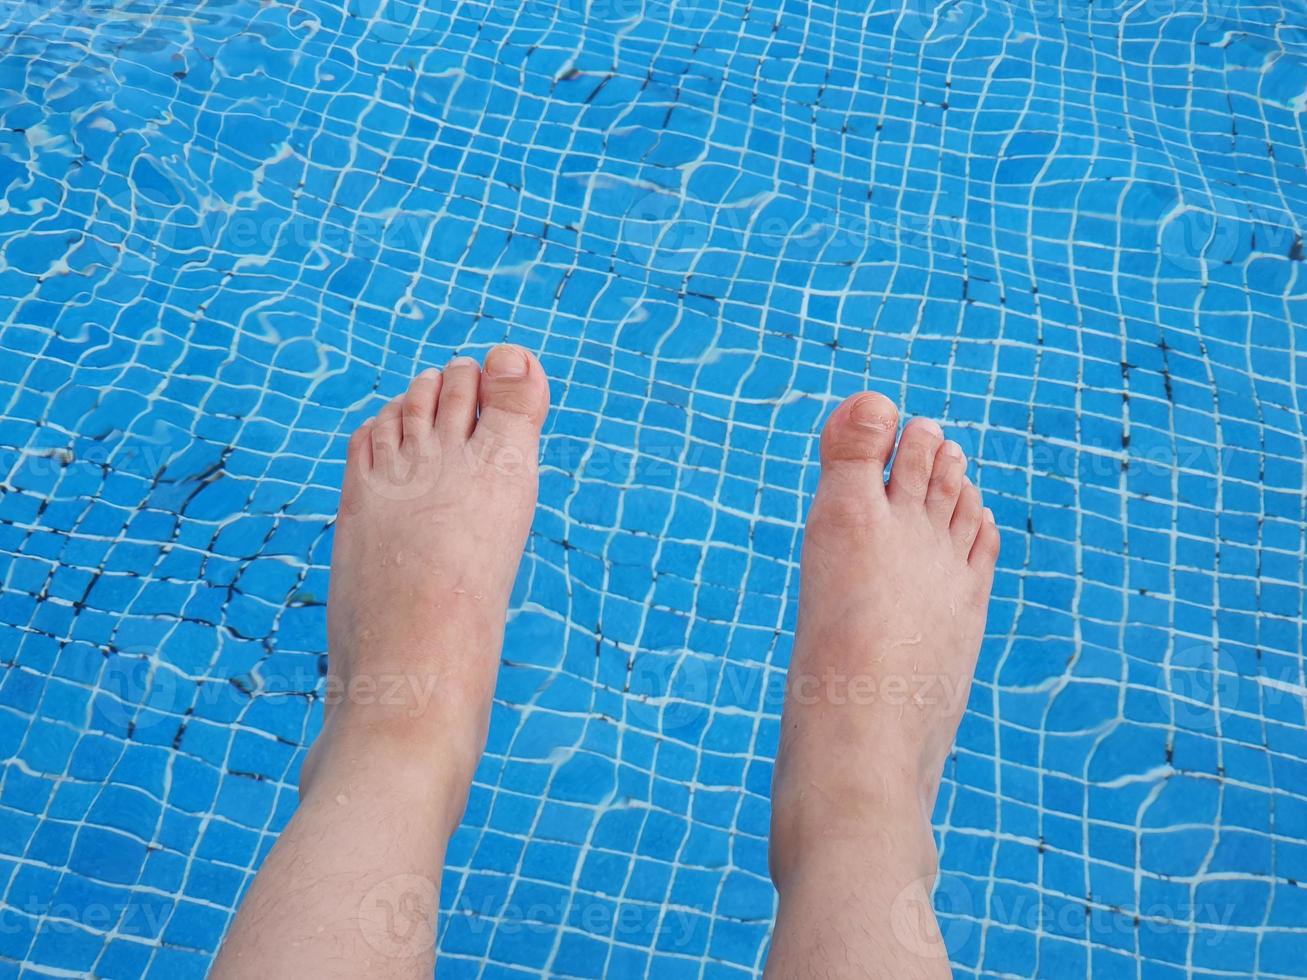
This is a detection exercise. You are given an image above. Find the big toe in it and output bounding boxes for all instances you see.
[472,344,550,454]
[819,392,899,473]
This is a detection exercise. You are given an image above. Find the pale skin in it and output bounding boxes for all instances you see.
[766,394,998,978]
[212,349,998,979]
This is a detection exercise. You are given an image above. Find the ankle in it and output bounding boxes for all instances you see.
[299,713,480,838]
[769,787,938,894]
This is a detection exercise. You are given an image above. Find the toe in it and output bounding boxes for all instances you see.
[346,418,374,469]
[887,418,944,505]
[925,440,966,528]
[950,479,984,557]
[819,392,899,473]
[371,395,404,474]
[435,357,482,441]
[402,368,442,448]
[474,344,550,437]
[970,507,1001,573]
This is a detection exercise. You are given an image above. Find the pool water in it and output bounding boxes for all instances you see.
[2,0,1306,976]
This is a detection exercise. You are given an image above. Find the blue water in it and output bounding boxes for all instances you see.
[2,0,1306,976]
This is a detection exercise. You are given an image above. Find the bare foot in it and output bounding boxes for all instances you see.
[215,347,550,980]
[300,346,551,830]
[766,392,999,977]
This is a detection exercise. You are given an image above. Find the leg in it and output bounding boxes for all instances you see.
[766,393,999,978]
[212,346,550,979]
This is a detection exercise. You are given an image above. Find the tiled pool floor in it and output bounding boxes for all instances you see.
[1,0,1306,976]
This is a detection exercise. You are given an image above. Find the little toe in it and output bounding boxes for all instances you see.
[346,418,374,470]
[925,440,967,528]
[950,480,984,557]
[970,507,1001,575]
[819,392,899,477]
[339,418,377,517]
[371,395,404,474]
[887,418,944,506]
[435,357,482,441]
[401,368,442,448]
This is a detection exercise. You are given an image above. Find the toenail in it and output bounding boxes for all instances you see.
[485,345,529,378]
[944,442,964,459]
[417,367,440,380]
[849,396,894,429]
[915,418,943,436]
[983,507,995,523]
[448,356,478,369]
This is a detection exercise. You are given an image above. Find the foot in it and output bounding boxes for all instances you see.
[766,393,998,973]
[299,346,550,834]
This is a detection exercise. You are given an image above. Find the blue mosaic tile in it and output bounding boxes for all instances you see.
[2,0,1307,976]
